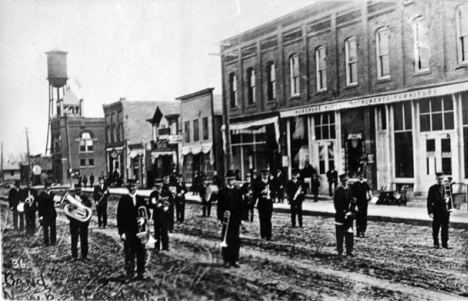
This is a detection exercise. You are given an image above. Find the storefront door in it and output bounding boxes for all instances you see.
[421,133,453,187]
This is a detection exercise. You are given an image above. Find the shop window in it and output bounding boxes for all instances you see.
[345,37,358,86]
[79,132,94,153]
[419,98,454,132]
[394,132,414,177]
[202,117,209,140]
[456,6,468,64]
[315,46,327,91]
[229,73,238,108]
[291,117,309,171]
[266,62,276,100]
[289,54,300,96]
[394,102,412,131]
[314,112,336,140]
[247,67,256,104]
[193,120,199,142]
[319,142,335,175]
[184,121,190,143]
[376,27,390,79]
[413,17,430,72]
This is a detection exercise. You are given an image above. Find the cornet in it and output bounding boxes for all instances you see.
[136,206,149,244]
[220,211,231,247]
[17,190,35,213]
[59,192,93,222]
[443,180,454,213]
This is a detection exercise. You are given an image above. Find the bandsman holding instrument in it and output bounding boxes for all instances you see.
[117,179,148,281]
[149,181,172,251]
[162,175,176,232]
[217,170,244,268]
[334,174,357,257]
[199,176,212,217]
[287,170,306,228]
[254,169,274,241]
[37,181,57,246]
[352,172,372,238]
[8,180,22,231]
[427,172,453,249]
[20,180,38,236]
[93,177,110,229]
[68,184,92,262]
[174,174,187,223]
[241,173,255,222]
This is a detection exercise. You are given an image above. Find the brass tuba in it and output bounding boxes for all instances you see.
[136,206,149,244]
[59,192,93,222]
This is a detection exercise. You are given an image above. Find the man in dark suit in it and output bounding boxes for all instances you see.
[217,170,244,268]
[254,169,274,241]
[117,179,148,281]
[20,180,38,236]
[38,181,57,246]
[275,169,286,204]
[199,177,212,217]
[161,175,175,231]
[93,177,109,228]
[68,184,92,262]
[8,180,22,231]
[326,167,338,197]
[352,172,372,238]
[149,184,171,251]
[334,174,357,257]
[241,173,255,222]
[427,172,452,249]
[174,174,187,223]
[287,170,306,228]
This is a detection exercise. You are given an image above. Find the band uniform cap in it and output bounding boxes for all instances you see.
[127,178,137,186]
[260,169,270,175]
[436,172,444,177]
[226,170,236,179]
[245,173,252,177]
[339,173,349,181]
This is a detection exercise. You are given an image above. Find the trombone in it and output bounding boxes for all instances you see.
[220,211,231,247]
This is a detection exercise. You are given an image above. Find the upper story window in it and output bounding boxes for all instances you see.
[106,126,111,144]
[314,112,336,140]
[376,27,390,79]
[229,73,238,108]
[193,119,199,142]
[79,132,94,152]
[345,37,358,86]
[456,5,468,65]
[289,54,300,96]
[202,117,209,140]
[112,125,117,144]
[315,46,327,91]
[420,98,454,132]
[184,121,190,143]
[266,62,276,101]
[413,17,430,72]
[247,67,256,105]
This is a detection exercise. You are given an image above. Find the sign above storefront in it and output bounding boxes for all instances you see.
[167,135,183,144]
[280,81,468,118]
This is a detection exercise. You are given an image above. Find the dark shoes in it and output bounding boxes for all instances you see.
[442,245,452,249]
[231,262,240,268]
[346,253,355,257]
[434,244,440,249]
[70,257,78,262]
[223,262,231,269]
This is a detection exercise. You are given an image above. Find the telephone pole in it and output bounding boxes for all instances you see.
[1,142,3,182]
[25,127,31,182]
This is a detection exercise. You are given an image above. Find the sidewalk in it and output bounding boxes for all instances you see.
[82,187,468,230]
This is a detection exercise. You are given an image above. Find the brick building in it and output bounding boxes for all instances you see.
[177,88,223,184]
[50,90,106,185]
[221,0,468,195]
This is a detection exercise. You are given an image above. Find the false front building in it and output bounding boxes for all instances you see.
[220,0,468,195]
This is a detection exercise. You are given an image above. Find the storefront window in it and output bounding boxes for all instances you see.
[291,117,309,171]
[231,127,268,179]
[419,98,454,132]
[394,103,414,177]
[314,113,335,140]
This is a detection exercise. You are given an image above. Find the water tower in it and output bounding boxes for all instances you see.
[45,50,68,154]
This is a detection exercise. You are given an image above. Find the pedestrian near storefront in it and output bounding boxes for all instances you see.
[37,181,57,246]
[174,174,187,223]
[20,181,38,236]
[8,180,23,231]
[254,169,274,241]
[161,175,175,232]
[275,169,286,204]
[300,160,315,193]
[212,170,223,189]
[352,172,372,238]
[93,177,109,228]
[427,172,453,249]
[199,176,212,217]
[68,184,92,262]
[334,174,357,257]
[89,173,95,187]
[82,175,88,188]
[241,173,255,222]
[311,174,321,202]
[326,167,338,197]
[192,170,201,195]
[217,170,244,268]
[287,170,306,228]
[117,179,148,281]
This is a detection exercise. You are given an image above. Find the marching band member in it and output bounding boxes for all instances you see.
[149,181,172,251]
[8,180,23,231]
[352,172,372,238]
[217,170,244,268]
[275,169,286,204]
[311,174,321,203]
[241,173,255,222]
[161,175,175,231]
[334,174,357,257]
[117,179,148,281]
[287,170,306,228]
[20,180,38,236]
[93,177,109,228]
[37,181,57,246]
[199,176,212,217]
[175,174,187,223]
[254,169,274,241]
[427,172,452,249]
[69,184,92,262]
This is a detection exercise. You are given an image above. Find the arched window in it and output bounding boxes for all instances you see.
[289,54,300,96]
[413,16,430,72]
[79,132,94,152]
[266,61,276,101]
[376,27,390,79]
[456,5,468,64]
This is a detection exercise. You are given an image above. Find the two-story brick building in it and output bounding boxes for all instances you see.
[221,0,468,195]
[177,88,223,184]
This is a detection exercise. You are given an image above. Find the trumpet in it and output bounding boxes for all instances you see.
[220,210,231,247]
[136,206,149,244]
[59,192,93,222]
[156,197,171,212]
[293,184,302,201]
[262,184,271,200]
[443,180,454,213]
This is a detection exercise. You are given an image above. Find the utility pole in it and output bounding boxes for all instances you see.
[26,127,31,182]
[1,142,3,182]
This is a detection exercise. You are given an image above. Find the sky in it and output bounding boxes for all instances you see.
[0,0,346,159]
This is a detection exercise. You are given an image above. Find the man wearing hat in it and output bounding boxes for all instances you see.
[161,175,175,231]
[117,179,148,280]
[217,170,244,268]
[37,181,57,246]
[149,181,171,251]
[68,184,92,262]
[8,180,22,231]
[334,173,357,257]
[254,169,274,241]
[199,176,212,217]
[174,174,187,223]
[427,172,452,249]
[241,173,255,222]
[93,177,110,228]
[287,170,306,228]
[352,172,372,238]
[20,180,38,236]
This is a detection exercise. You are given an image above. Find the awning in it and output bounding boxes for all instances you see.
[181,143,213,156]
[280,81,468,118]
[128,149,144,159]
[151,151,177,164]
